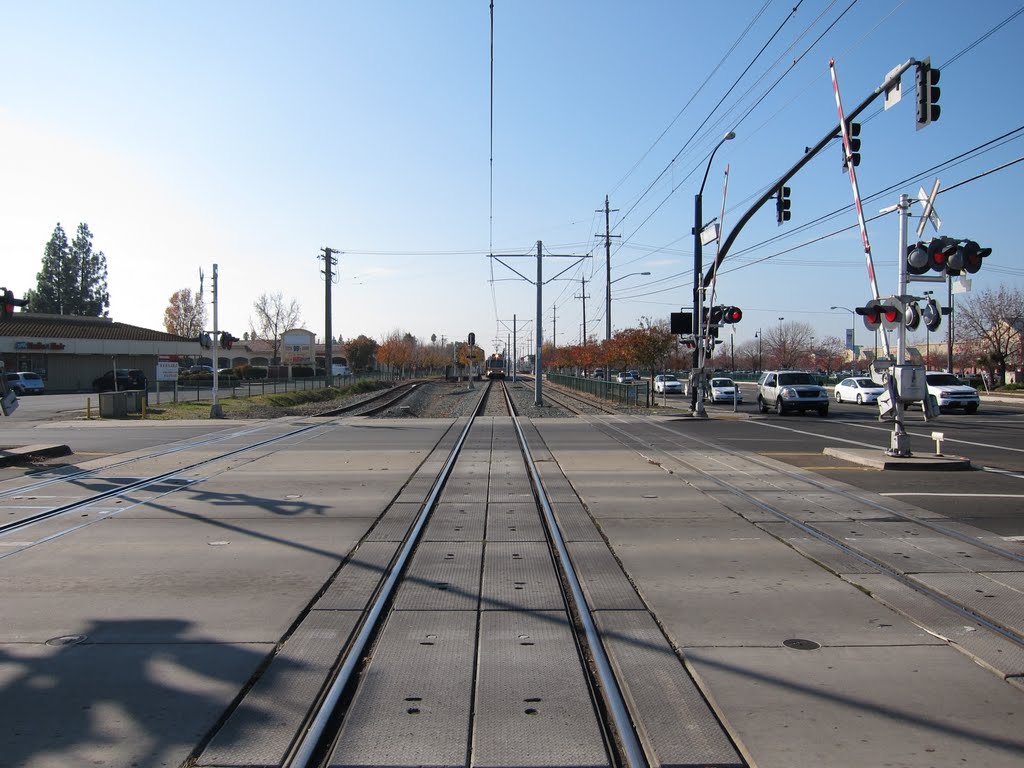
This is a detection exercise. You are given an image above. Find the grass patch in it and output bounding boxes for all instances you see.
[138,380,394,420]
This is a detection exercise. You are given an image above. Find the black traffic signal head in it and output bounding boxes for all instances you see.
[906,241,930,275]
[468,332,476,346]
[708,306,724,326]
[916,58,940,130]
[961,240,991,274]
[220,331,234,350]
[198,333,212,349]
[927,237,957,273]
[922,297,942,332]
[776,185,792,225]
[842,122,861,172]
[2,289,13,320]
[721,306,743,323]
[856,299,883,331]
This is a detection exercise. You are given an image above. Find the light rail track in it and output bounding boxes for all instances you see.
[193,378,741,768]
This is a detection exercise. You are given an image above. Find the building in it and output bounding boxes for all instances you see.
[0,313,199,393]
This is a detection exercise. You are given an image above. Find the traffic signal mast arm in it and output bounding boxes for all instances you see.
[704,57,918,290]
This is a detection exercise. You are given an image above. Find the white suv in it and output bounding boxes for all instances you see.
[757,370,829,416]
[5,372,45,395]
[924,372,979,413]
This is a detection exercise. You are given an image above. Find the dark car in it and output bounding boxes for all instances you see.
[93,369,148,392]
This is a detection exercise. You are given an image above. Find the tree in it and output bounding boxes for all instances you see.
[163,288,207,337]
[345,335,379,372]
[957,285,1024,383]
[250,292,302,365]
[763,320,815,369]
[25,222,110,316]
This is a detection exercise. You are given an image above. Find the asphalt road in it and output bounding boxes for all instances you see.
[676,384,1024,538]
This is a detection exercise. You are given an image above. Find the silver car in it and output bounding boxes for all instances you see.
[4,371,45,395]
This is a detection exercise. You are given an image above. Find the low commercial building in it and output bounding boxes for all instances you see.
[0,313,199,393]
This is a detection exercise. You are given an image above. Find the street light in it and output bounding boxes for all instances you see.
[830,305,856,370]
[754,329,762,372]
[608,272,651,337]
[691,130,736,416]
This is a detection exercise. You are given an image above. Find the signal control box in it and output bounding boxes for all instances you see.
[894,364,928,402]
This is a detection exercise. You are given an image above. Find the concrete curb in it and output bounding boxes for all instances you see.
[824,446,971,471]
[0,444,72,466]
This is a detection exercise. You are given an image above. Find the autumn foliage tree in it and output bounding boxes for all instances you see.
[164,288,207,337]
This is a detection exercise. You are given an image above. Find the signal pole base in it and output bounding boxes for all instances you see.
[886,431,912,457]
[210,404,225,419]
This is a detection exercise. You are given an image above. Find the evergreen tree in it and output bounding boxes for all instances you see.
[25,222,110,316]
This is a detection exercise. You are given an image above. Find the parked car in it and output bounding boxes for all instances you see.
[757,370,829,416]
[188,365,214,374]
[615,371,636,384]
[92,369,148,392]
[705,377,742,403]
[925,371,980,413]
[591,368,605,380]
[833,376,885,404]
[653,374,683,394]
[5,371,45,395]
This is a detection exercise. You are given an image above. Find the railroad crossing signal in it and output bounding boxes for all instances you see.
[856,298,900,332]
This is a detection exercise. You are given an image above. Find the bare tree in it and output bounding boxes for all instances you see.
[763,320,815,369]
[163,288,207,337]
[250,292,302,365]
[956,285,1024,383]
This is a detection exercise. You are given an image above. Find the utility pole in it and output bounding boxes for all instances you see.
[550,306,557,348]
[320,247,340,382]
[575,276,590,345]
[598,195,620,341]
[210,264,223,419]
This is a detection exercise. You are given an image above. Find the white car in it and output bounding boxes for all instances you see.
[704,377,742,403]
[4,371,45,395]
[653,374,682,394]
[833,376,885,404]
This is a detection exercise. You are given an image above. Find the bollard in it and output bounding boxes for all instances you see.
[930,431,944,456]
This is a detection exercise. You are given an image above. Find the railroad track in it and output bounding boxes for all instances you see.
[316,380,422,417]
[192,378,743,768]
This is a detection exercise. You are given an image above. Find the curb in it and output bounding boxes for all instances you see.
[0,444,73,467]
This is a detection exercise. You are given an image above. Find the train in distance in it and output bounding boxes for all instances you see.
[485,353,506,379]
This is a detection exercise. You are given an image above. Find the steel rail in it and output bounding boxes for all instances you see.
[505,386,648,768]
[315,381,422,417]
[285,382,491,768]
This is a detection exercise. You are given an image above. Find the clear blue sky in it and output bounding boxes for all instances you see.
[2,1,1021,357]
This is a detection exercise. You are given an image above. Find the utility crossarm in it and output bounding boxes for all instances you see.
[703,57,917,289]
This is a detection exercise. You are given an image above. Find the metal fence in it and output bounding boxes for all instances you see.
[546,373,650,407]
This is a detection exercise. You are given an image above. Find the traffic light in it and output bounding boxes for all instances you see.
[720,306,743,323]
[906,241,930,275]
[856,299,884,331]
[775,185,791,224]
[220,331,236,350]
[915,58,940,130]
[922,297,942,332]
[701,307,721,338]
[468,332,476,346]
[960,240,991,274]
[197,333,212,349]
[2,289,13,320]
[880,297,904,330]
[903,301,921,331]
[926,237,958,273]
[842,122,861,171]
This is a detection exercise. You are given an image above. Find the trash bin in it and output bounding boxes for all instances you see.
[98,391,127,418]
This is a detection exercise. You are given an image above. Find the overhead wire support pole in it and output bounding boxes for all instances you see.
[705,57,917,289]
[320,246,340,383]
[490,242,588,405]
[598,195,620,341]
